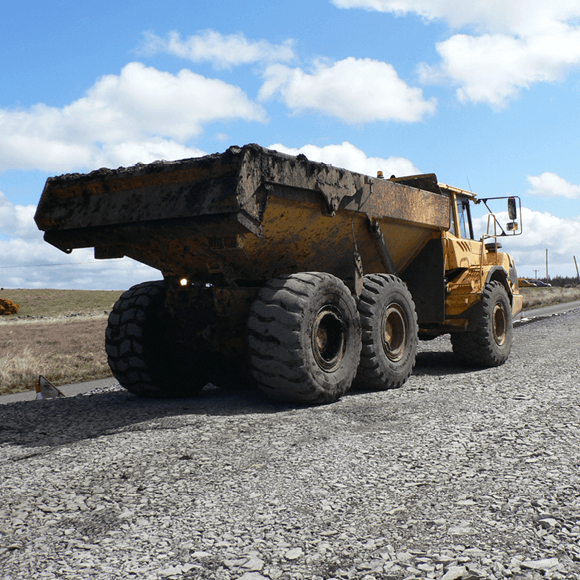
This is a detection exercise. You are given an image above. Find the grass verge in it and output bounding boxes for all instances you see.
[520,286,580,310]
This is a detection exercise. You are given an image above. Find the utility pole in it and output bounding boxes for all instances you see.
[534,269,539,279]
[574,256,579,284]
[546,248,549,281]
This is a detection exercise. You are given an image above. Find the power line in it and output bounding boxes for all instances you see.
[0,259,132,269]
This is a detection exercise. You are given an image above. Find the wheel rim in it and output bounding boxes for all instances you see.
[492,302,507,346]
[381,303,407,362]
[312,305,346,372]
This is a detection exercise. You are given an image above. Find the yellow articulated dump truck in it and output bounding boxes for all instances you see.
[35,144,523,404]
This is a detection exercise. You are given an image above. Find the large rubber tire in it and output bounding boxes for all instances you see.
[105,281,207,397]
[451,280,513,367]
[247,272,361,404]
[354,274,418,391]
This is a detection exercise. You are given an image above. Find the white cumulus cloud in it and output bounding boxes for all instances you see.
[269,142,420,177]
[333,0,580,108]
[0,192,39,240]
[0,62,266,173]
[259,58,436,123]
[526,172,580,199]
[0,239,162,290]
[0,190,161,290]
[419,24,580,107]
[332,0,580,35]
[473,207,580,278]
[139,30,296,69]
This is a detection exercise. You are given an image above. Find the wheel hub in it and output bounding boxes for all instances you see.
[382,303,407,362]
[492,302,507,346]
[312,306,346,372]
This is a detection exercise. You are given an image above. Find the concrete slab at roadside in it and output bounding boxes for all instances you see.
[515,299,580,323]
[0,378,120,405]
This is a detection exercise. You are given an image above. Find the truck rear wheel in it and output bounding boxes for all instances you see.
[354,274,418,390]
[451,280,513,367]
[247,272,361,404]
[106,281,207,397]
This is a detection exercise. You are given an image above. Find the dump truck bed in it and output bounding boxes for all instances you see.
[35,144,450,284]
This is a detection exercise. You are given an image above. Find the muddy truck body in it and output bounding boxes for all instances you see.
[35,144,523,404]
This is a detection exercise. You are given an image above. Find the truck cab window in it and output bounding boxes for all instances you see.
[448,197,474,239]
[458,200,473,239]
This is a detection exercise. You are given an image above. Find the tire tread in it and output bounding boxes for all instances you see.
[247,272,361,404]
[451,280,513,367]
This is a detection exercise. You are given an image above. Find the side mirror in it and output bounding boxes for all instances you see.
[508,197,517,220]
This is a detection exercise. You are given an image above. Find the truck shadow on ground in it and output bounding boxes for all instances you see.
[0,384,286,450]
[1,347,484,451]
[412,350,476,377]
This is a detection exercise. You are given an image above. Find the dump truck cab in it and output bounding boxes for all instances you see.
[387,175,522,341]
[439,183,522,334]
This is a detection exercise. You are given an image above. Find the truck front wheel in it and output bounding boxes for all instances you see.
[354,274,418,390]
[106,281,207,397]
[247,272,361,404]
[451,280,513,367]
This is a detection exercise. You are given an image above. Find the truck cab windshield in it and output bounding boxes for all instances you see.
[449,198,474,239]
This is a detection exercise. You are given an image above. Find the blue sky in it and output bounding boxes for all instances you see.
[1,0,580,289]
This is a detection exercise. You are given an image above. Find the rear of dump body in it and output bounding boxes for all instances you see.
[35,144,450,287]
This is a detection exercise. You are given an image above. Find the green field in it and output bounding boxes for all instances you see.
[0,288,122,318]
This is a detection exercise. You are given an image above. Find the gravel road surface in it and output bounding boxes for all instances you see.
[1,309,579,580]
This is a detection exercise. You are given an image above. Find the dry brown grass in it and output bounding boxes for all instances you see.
[0,288,120,395]
[521,285,580,310]
[0,314,112,396]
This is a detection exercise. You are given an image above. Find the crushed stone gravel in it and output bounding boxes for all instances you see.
[1,309,579,580]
